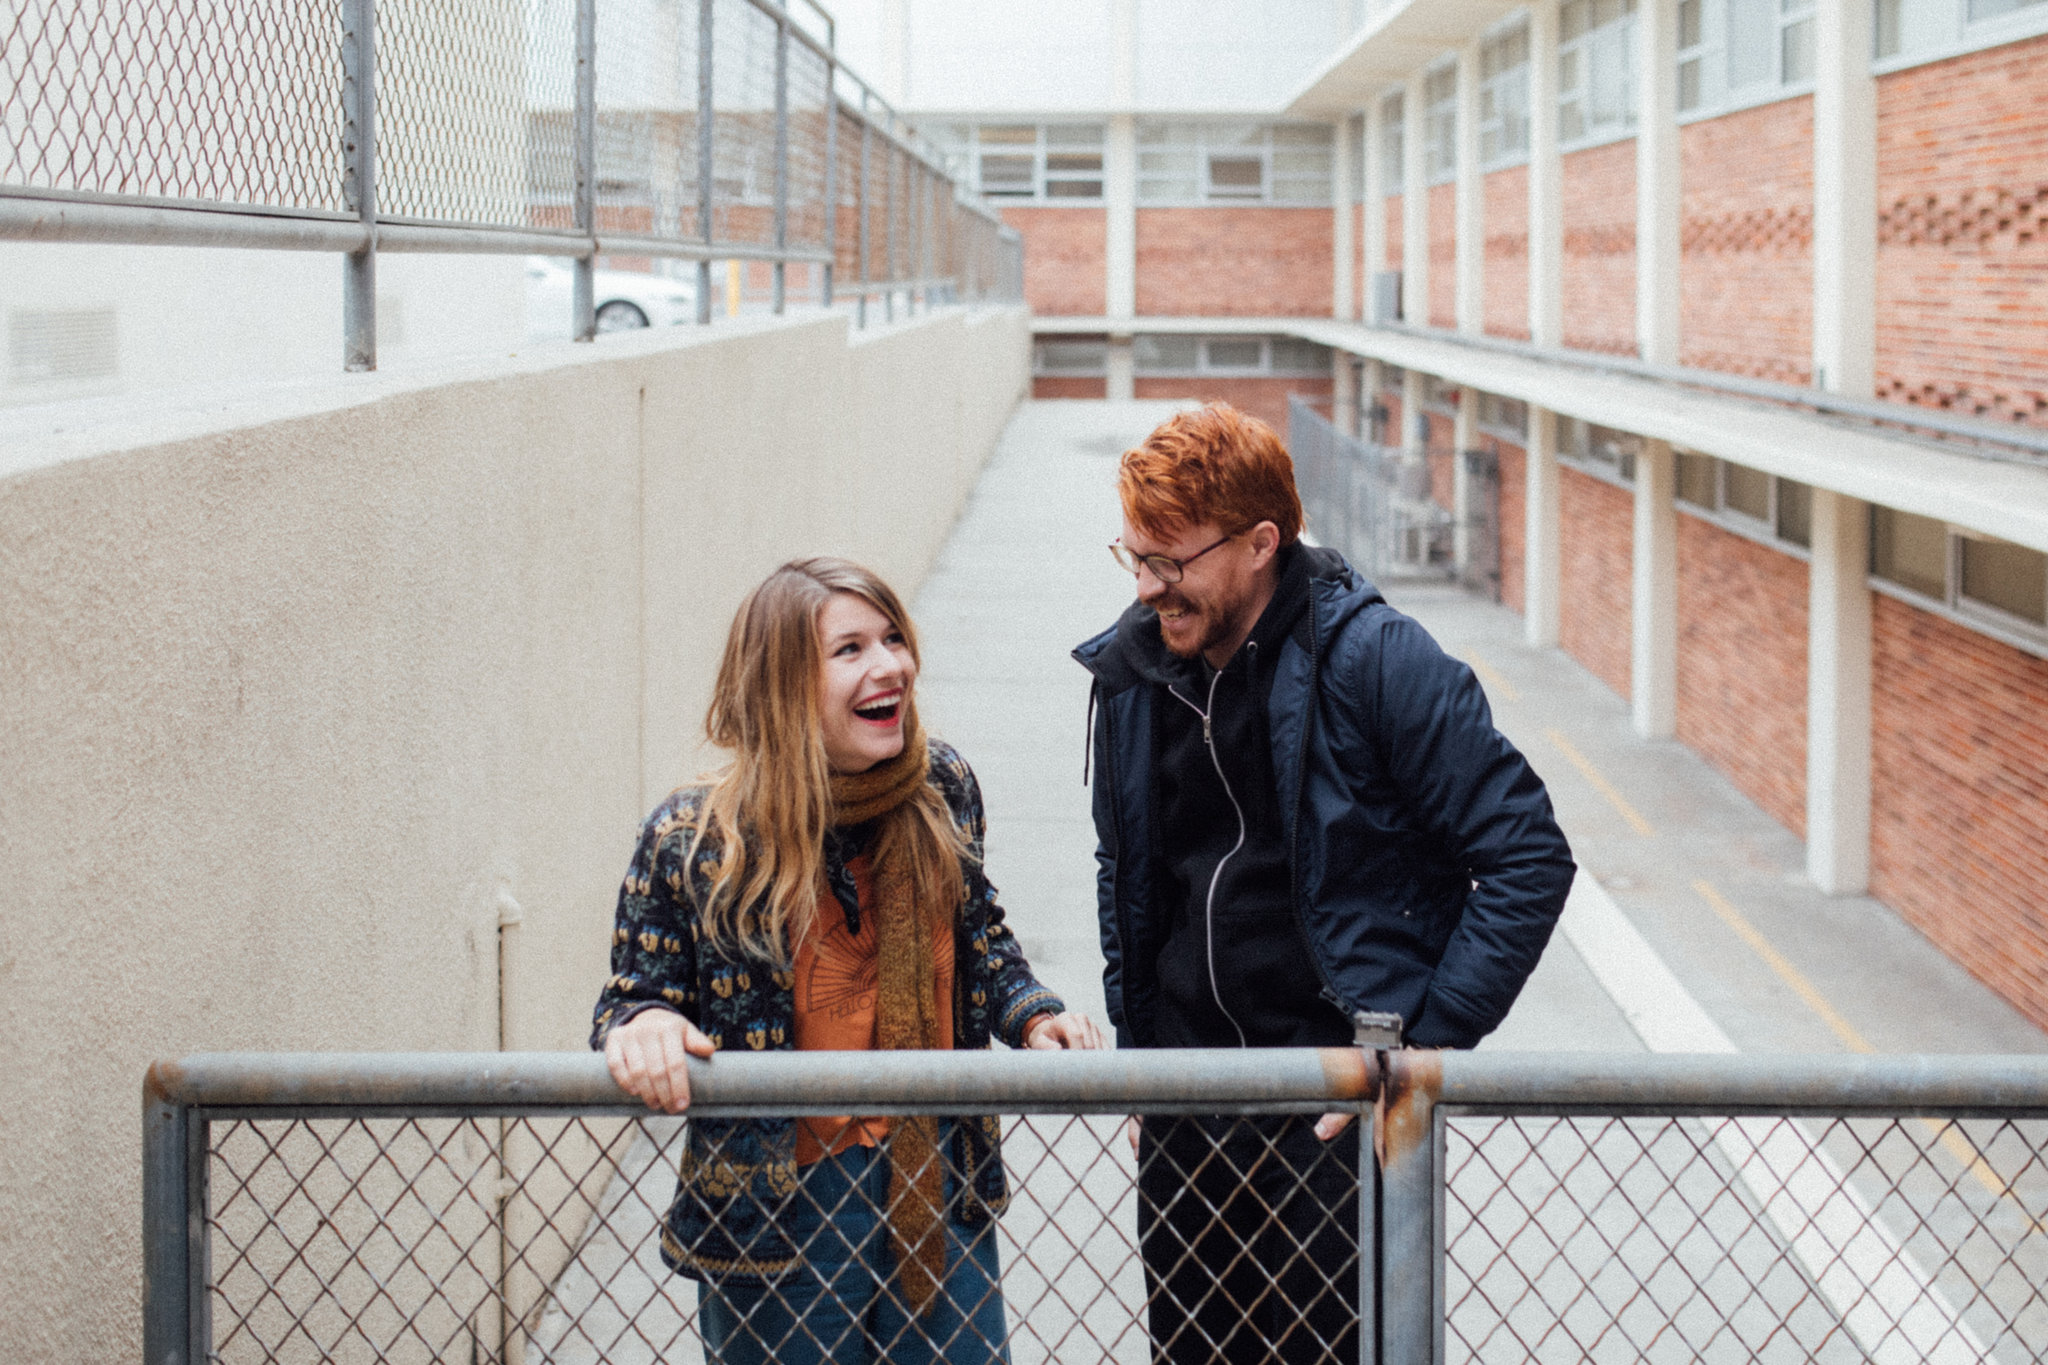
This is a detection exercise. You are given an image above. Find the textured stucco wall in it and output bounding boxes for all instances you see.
[0,304,1029,1363]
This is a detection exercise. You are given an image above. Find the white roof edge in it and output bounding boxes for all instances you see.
[1284,0,1521,115]
[1026,314,2048,552]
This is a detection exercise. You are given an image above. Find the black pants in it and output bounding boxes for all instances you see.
[1136,1114,1361,1365]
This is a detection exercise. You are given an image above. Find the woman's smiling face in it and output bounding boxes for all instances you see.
[817,592,917,774]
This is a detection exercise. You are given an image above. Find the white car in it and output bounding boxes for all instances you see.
[525,257,698,337]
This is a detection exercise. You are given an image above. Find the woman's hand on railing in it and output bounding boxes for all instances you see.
[1021,1011,1106,1051]
[605,1009,717,1114]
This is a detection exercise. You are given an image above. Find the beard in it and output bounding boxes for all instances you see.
[1153,589,1244,661]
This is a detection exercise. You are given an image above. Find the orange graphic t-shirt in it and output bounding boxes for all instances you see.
[792,853,953,1164]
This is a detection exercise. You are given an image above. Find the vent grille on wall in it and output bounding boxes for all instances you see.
[7,308,119,385]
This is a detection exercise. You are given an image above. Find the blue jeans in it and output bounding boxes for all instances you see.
[697,1142,1011,1365]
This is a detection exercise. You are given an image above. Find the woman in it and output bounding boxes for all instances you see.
[593,556,1102,1365]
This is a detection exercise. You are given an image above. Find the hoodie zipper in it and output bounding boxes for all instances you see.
[1168,650,1252,1049]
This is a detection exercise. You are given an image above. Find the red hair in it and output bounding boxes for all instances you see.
[1118,402,1303,546]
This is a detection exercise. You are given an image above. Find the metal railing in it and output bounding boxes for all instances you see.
[1,0,1022,372]
[143,1048,2048,1363]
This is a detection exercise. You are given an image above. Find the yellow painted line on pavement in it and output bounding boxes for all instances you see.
[1694,879,2024,1216]
[1543,729,1655,836]
[1461,651,1521,705]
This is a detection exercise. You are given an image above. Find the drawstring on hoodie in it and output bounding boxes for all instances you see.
[1082,679,1098,787]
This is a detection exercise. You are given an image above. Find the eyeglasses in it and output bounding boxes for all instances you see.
[1108,532,1234,584]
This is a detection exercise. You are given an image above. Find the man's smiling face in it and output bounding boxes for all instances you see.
[1119,516,1271,667]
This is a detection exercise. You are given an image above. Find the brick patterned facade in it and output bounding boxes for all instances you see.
[1429,182,1458,328]
[1484,165,1531,340]
[1352,201,1367,318]
[1560,140,1638,355]
[1871,595,2048,1031]
[1032,376,1109,399]
[1135,208,1333,316]
[1875,33,2048,427]
[1679,97,1815,384]
[1385,196,1403,289]
[1557,466,1633,698]
[1132,376,1333,431]
[1001,206,1107,317]
[1675,515,1809,836]
[1488,438,1526,613]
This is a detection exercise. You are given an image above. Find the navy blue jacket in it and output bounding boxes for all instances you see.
[1074,547,1576,1050]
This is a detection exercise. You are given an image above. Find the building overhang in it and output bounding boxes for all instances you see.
[1027,315,2048,554]
[1284,0,1527,116]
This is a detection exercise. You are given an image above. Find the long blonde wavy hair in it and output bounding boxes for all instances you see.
[689,557,970,962]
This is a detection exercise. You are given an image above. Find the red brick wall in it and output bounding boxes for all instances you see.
[1132,376,1334,430]
[1871,594,2048,1031]
[1001,206,1106,316]
[1679,98,1815,384]
[1385,196,1403,283]
[1352,201,1367,319]
[1135,208,1333,316]
[1032,376,1109,399]
[1561,140,1638,355]
[1876,34,2048,427]
[1675,515,1809,835]
[1490,438,1527,613]
[1484,165,1531,340]
[1429,182,1457,328]
[1558,466,1633,698]
[1424,411,1456,509]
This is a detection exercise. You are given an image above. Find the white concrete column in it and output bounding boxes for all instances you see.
[1105,114,1137,326]
[1452,389,1476,569]
[1334,115,1357,319]
[1630,0,1679,366]
[1106,337,1134,400]
[1813,0,1877,398]
[1455,41,1485,334]
[1632,439,1678,737]
[1401,368,1426,457]
[1402,71,1429,326]
[878,0,910,104]
[1525,403,1561,645]
[1333,351,1358,433]
[1527,0,1563,349]
[1635,0,1680,365]
[1807,489,1872,893]
[1362,100,1387,315]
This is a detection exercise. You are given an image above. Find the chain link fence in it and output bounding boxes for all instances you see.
[147,1049,2048,1364]
[0,0,1021,370]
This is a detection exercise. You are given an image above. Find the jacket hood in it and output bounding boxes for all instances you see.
[1074,542,1373,693]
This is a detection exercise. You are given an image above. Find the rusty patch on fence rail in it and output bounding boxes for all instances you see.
[1317,1045,1380,1103]
[144,1059,187,1104]
[1376,1049,1442,1167]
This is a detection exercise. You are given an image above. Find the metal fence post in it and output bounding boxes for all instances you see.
[696,0,716,324]
[340,0,376,372]
[772,11,789,314]
[1378,1049,1442,1365]
[572,0,597,341]
[821,61,836,307]
[143,1067,207,1365]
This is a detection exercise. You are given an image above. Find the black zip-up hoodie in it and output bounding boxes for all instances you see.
[1116,543,1352,1048]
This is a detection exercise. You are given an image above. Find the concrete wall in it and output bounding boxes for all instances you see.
[0,304,1030,1363]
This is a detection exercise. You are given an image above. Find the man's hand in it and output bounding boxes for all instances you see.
[604,1009,716,1114]
[1314,1111,1355,1141]
[1022,1011,1107,1051]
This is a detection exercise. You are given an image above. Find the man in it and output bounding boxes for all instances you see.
[1072,403,1575,1364]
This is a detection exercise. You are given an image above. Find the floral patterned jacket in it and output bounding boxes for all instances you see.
[590,736,1065,1285]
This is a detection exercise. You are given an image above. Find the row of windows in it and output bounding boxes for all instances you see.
[933,123,1334,205]
[1872,508,2048,635]
[1360,0,2047,193]
[1033,334,1333,376]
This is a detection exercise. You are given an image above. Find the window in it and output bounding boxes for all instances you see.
[946,125,1105,202]
[1379,92,1405,194]
[1137,123,1333,205]
[1872,508,2048,637]
[1476,391,1528,436]
[1033,338,1108,375]
[1423,63,1458,185]
[1673,450,1812,550]
[1559,0,1636,147]
[1376,362,1407,397]
[1133,334,1332,376]
[1480,22,1531,167]
[1676,0,1706,111]
[1421,374,1460,414]
[1560,417,1640,482]
[1877,0,2048,63]
[1346,114,1367,203]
